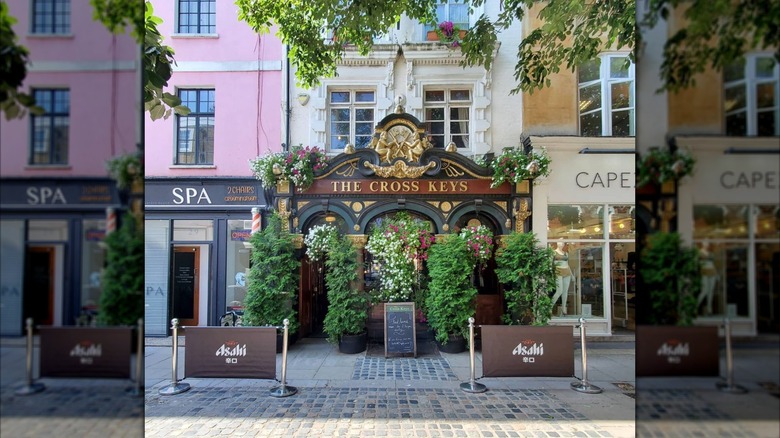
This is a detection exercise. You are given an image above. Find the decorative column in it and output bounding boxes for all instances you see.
[251,207,261,234]
[106,207,116,235]
[514,198,532,233]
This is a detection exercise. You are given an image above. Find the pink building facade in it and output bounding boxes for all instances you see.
[0,1,139,335]
[143,0,284,335]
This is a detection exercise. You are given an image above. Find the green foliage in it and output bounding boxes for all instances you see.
[0,2,42,120]
[141,2,189,120]
[106,152,143,190]
[640,232,699,326]
[490,147,552,188]
[425,235,477,344]
[235,0,635,93]
[249,145,328,191]
[640,0,780,92]
[99,213,144,326]
[494,232,556,326]
[244,213,300,333]
[323,235,369,343]
[636,147,695,188]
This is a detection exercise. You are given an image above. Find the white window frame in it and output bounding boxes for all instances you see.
[578,54,635,137]
[327,89,376,153]
[423,87,472,150]
[723,54,780,136]
[422,0,481,38]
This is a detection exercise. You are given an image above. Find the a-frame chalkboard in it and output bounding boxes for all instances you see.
[384,302,416,358]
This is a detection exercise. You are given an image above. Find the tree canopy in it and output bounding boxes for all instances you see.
[640,0,780,92]
[236,0,636,94]
[0,2,41,120]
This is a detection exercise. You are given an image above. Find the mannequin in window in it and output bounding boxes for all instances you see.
[697,240,718,315]
[552,241,574,316]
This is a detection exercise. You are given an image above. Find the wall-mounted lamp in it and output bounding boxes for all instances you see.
[297,93,310,106]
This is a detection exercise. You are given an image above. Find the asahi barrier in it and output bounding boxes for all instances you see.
[481,325,574,377]
[184,326,276,379]
[39,326,132,378]
[636,325,719,376]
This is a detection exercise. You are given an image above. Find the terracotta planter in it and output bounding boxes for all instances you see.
[339,332,367,354]
[426,29,467,42]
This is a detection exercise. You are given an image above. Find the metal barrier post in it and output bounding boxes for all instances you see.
[270,319,297,397]
[127,318,144,396]
[158,318,191,395]
[571,317,602,394]
[15,318,45,395]
[716,318,747,393]
[460,317,487,393]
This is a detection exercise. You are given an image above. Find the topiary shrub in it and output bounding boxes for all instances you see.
[99,213,143,326]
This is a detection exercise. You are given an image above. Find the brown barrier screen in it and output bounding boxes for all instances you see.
[636,325,719,376]
[482,325,574,377]
[184,326,276,379]
[39,327,132,378]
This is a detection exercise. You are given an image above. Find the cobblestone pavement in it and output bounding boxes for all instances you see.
[1,343,144,438]
[352,357,458,381]
[145,386,624,438]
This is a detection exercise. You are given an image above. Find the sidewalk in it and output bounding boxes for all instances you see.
[144,336,636,437]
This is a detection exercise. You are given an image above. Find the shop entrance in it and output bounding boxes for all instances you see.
[172,246,200,327]
[23,246,55,328]
[299,256,329,338]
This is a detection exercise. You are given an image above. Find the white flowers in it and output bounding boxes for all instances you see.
[304,224,338,261]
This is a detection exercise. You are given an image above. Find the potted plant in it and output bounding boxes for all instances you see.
[636,232,720,377]
[636,147,695,189]
[249,144,328,192]
[321,232,370,354]
[425,234,477,353]
[494,231,556,326]
[98,212,144,352]
[244,212,300,351]
[427,20,467,48]
[490,147,552,188]
[639,232,699,326]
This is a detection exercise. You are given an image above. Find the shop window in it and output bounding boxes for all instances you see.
[578,54,635,137]
[424,88,471,150]
[693,203,778,319]
[30,89,69,165]
[424,0,469,34]
[724,55,779,136]
[80,219,106,325]
[176,89,215,165]
[177,0,216,34]
[173,220,214,241]
[225,220,252,316]
[28,220,68,241]
[32,0,70,34]
[328,90,375,152]
[547,204,604,240]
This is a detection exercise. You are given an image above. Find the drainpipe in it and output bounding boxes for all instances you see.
[285,44,291,152]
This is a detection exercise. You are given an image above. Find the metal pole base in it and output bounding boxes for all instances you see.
[269,385,297,398]
[716,381,748,394]
[460,381,488,393]
[158,382,191,396]
[126,385,144,396]
[15,382,46,396]
[571,380,602,394]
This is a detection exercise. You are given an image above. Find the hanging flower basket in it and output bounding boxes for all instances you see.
[249,145,327,191]
[636,148,695,188]
[490,147,551,188]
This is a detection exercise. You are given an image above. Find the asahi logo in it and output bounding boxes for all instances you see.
[657,339,689,364]
[513,339,543,363]
[70,341,102,364]
[216,340,246,363]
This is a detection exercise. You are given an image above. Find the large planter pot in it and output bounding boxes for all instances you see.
[436,334,466,354]
[416,322,433,341]
[338,332,367,354]
[276,331,298,353]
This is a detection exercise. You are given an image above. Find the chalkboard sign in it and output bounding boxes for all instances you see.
[384,302,416,357]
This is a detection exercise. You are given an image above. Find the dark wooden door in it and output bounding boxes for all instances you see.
[172,246,199,327]
[23,246,54,327]
[299,256,313,337]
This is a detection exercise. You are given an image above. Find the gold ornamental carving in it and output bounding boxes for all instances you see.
[514,198,532,233]
[278,198,292,232]
[276,179,291,194]
[291,234,304,249]
[363,160,436,179]
[368,123,432,163]
[347,235,368,249]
